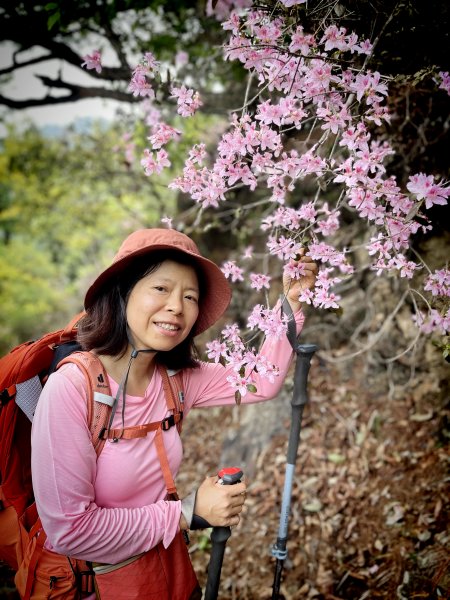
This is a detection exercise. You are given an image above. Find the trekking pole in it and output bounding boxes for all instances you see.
[204,466,243,600]
[271,342,318,599]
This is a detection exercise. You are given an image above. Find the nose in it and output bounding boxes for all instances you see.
[166,291,183,315]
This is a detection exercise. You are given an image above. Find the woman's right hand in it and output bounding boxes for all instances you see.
[193,475,247,527]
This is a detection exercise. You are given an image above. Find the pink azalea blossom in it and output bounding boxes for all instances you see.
[226,373,250,396]
[406,173,449,209]
[414,309,450,335]
[349,71,388,105]
[298,289,314,304]
[289,25,316,55]
[436,71,450,96]
[247,305,288,339]
[283,261,307,279]
[81,50,102,73]
[355,38,374,55]
[313,289,340,309]
[128,66,155,98]
[221,323,245,348]
[424,268,450,297]
[206,340,228,362]
[140,149,170,176]
[170,85,203,117]
[221,260,244,282]
[249,273,271,290]
[188,144,207,164]
[222,11,241,34]
[148,123,181,149]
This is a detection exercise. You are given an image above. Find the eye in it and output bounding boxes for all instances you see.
[154,286,167,292]
[185,294,199,303]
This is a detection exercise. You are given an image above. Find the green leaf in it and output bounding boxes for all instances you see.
[47,11,61,31]
[303,499,322,512]
[234,391,241,405]
[327,452,346,464]
[246,384,257,393]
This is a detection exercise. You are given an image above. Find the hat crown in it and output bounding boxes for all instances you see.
[114,229,199,264]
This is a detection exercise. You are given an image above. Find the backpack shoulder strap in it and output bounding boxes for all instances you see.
[158,365,184,434]
[57,351,113,457]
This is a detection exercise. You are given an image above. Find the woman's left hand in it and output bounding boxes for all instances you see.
[283,251,318,313]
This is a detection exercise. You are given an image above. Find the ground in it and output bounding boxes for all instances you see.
[177,351,450,600]
[1,348,449,600]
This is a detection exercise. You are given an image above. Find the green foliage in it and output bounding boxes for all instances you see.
[0,108,226,352]
[432,338,450,363]
[0,240,66,351]
[44,2,61,30]
[0,122,164,350]
[195,530,212,552]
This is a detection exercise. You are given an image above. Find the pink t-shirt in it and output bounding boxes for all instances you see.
[31,309,304,564]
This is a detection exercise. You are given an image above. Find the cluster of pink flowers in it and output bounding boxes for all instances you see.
[221,260,244,282]
[148,123,181,149]
[128,52,159,98]
[249,273,271,290]
[90,1,449,371]
[206,321,279,396]
[424,268,450,297]
[170,85,203,117]
[413,309,450,335]
[217,7,447,343]
[140,148,170,176]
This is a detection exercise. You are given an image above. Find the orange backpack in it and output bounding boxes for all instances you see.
[0,314,185,599]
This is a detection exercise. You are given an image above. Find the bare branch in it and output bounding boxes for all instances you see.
[44,40,131,81]
[101,19,130,71]
[0,53,53,76]
[0,75,140,109]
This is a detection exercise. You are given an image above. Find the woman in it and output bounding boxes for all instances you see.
[30,228,317,599]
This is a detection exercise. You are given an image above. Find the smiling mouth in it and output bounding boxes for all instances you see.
[155,322,180,331]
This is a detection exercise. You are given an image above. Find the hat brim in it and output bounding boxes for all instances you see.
[84,243,231,336]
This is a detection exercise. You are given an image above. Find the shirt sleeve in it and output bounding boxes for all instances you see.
[31,365,181,564]
[184,305,305,410]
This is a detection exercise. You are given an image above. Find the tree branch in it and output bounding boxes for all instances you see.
[0,76,140,109]
[44,40,132,81]
[0,53,53,76]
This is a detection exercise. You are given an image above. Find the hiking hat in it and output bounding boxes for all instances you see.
[84,228,231,336]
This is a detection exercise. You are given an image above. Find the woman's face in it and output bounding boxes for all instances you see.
[126,259,200,352]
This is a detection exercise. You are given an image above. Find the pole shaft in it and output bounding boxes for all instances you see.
[271,344,317,600]
[204,530,230,600]
[204,468,243,600]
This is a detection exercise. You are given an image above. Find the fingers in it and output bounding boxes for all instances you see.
[194,476,248,528]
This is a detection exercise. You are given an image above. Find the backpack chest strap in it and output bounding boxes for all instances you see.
[99,412,183,441]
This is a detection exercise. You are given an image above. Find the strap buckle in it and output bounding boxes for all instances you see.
[161,414,175,431]
[0,389,11,406]
[161,412,183,431]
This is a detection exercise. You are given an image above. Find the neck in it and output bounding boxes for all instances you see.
[99,346,157,396]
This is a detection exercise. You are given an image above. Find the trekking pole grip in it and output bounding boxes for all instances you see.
[287,344,317,464]
[204,467,243,600]
[292,344,318,406]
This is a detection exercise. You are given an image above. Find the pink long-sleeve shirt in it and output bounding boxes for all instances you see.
[31,309,304,564]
